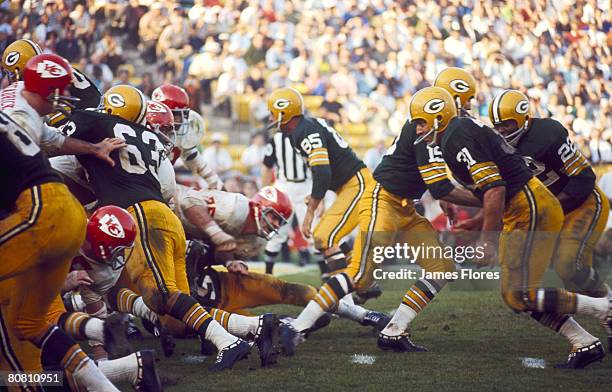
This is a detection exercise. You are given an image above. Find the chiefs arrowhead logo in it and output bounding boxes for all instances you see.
[147,101,168,113]
[152,89,165,102]
[36,60,68,78]
[259,186,278,203]
[98,214,125,239]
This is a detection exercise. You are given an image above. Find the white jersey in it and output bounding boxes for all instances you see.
[171,110,223,190]
[173,184,250,237]
[0,82,65,151]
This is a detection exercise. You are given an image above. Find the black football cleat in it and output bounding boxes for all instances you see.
[134,350,163,392]
[555,341,605,369]
[254,313,279,367]
[278,323,305,357]
[353,282,383,305]
[208,339,251,371]
[377,333,428,352]
[155,320,175,358]
[104,313,133,359]
[360,311,391,332]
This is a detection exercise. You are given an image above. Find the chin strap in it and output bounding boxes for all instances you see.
[503,120,528,147]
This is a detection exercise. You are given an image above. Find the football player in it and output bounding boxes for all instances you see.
[151,84,223,190]
[411,86,612,369]
[167,183,388,330]
[0,54,121,391]
[361,69,482,352]
[268,87,384,355]
[488,89,611,349]
[65,84,251,371]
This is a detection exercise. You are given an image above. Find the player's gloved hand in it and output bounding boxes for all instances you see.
[62,270,93,292]
[203,221,237,252]
[93,137,127,166]
[226,260,249,275]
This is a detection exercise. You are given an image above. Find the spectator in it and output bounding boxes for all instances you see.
[244,33,267,66]
[138,72,155,98]
[56,27,81,62]
[94,29,124,72]
[189,39,222,104]
[320,87,344,126]
[138,3,168,64]
[241,133,267,177]
[363,138,387,171]
[203,132,234,177]
[589,129,612,164]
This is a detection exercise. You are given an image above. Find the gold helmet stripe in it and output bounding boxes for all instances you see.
[491,89,509,124]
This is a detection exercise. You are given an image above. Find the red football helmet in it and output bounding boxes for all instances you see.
[86,205,137,270]
[250,186,293,240]
[22,54,78,110]
[151,84,190,135]
[146,100,176,152]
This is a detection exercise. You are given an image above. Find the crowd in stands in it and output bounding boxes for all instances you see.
[3,0,611,176]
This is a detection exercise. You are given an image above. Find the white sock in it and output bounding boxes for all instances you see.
[381,303,417,336]
[558,317,598,349]
[227,314,259,338]
[292,300,325,332]
[336,297,368,323]
[132,297,158,324]
[204,319,239,350]
[84,317,105,343]
[575,294,608,320]
[73,358,120,391]
[97,353,139,385]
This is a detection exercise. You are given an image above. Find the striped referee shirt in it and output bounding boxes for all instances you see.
[263,132,309,183]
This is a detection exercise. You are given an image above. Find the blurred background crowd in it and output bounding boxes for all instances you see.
[2,0,611,182]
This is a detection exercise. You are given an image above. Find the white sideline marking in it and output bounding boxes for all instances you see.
[520,357,546,369]
[351,354,376,365]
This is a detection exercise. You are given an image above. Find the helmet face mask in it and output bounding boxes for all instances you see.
[489,89,530,147]
[171,108,191,135]
[250,186,293,240]
[146,100,176,154]
[256,207,288,240]
[267,88,304,132]
[151,84,190,135]
[410,87,457,146]
[96,243,134,270]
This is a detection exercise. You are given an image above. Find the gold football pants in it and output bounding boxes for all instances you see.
[0,183,86,347]
[553,186,610,295]
[500,178,564,311]
[313,168,373,251]
[348,181,455,291]
[212,270,316,313]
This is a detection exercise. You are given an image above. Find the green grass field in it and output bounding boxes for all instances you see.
[130,270,612,392]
